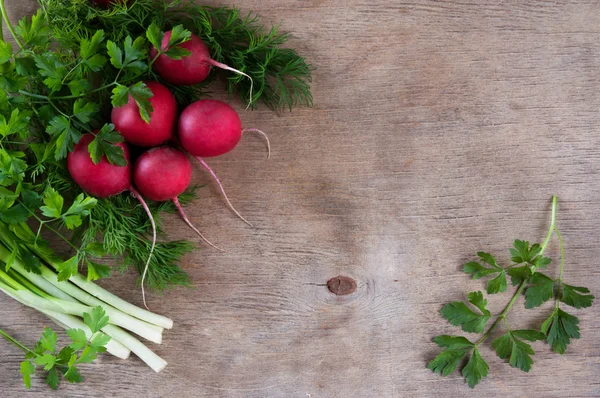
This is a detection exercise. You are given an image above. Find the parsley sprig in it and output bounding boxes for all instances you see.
[0,306,111,390]
[428,196,594,388]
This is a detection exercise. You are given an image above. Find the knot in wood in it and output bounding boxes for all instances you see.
[326,276,357,295]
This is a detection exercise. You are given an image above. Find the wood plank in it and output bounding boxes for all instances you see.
[1,0,600,397]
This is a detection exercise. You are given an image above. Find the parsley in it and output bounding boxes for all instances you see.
[428,196,594,388]
[0,306,111,390]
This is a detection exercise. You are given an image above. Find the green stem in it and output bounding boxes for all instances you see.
[476,279,528,346]
[0,328,34,355]
[0,0,24,49]
[554,227,565,309]
[61,59,84,84]
[18,201,81,253]
[19,81,118,101]
[539,195,558,256]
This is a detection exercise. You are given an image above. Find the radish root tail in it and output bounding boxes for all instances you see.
[195,157,253,227]
[172,197,224,251]
[243,128,271,159]
[208,59,254,109]
[130,188,156,310]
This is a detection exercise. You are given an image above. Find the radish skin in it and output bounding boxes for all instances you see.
[150,32,253,105]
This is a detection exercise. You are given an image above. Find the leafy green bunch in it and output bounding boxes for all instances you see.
[0,306,111,390]
[428,196,594,388]
[40,0,313,110]
[1,0,312,290]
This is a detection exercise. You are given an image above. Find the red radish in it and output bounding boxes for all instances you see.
[68,133,157,308]
[133,146,221,251]
[150,32,253,105]
[111,81,177,147]
[178,99,271,226]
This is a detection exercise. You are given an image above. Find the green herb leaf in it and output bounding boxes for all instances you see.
[40,186,64,218]
[561,284,594,309]
[20,360,35,389]
[440,293,490,334]
[57,255,79,281]
[487,271,507,294]
[45,367,59,390]
[64,365,82,383]
[89,333,110,349]
[80,30,105,59]
[39,327,57,353]
[20,250,42,274]
[56,346,74,365]
[14,57,37,76]
[111,84,130,107]
[467,291,491,316]
[67,329,87,351]
[86,261,111,281]
[146,23,164,50]
[123,36,147,70]
[84,242,106,257]
[34,353,56,370]
[541,308,580,354]
[167,25,192,47]
[73,99,99,125]
[525,272,555,309]
[130,81,154,123]
[492,330,542,372]
[432,335,474,350]
[427,349,468,377]
[62,194,97,229]
[46,116,81,160]
[510,240,541,264]
[0,40,12,64]
[462,348,488,388]
[83,306,109,334]
[87,123,126,166]
[77,346,98,364]
[463,261,500,279]
[106,40,123,69]
[507,265,531,286]
[16,10,50,47]
[164,46,191,60]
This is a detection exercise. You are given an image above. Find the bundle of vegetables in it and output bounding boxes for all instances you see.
[0,219,173,388]
[0,0,311,389]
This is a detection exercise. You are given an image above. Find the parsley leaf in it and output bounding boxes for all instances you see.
[463,261,500,279]
[87,123,126,166]
[45,367,59,390]
[432,335,474,350]
[86,261,111,281]
[80,30,105,59]
[40,186,64,219]
[62,194,97,229]
[66,329,87,351]
[57,255,79,281]
[507,265,531,286]
[39,327,57,353]
[440,291,490,333]
[561,284,594,309]
[83,306,109,334]
[428,349,468,377]
[20,360,35,389]
[492,330,545,372]
[106,40,123,68]
[462,348,488,388]
[487,271,508,294]
[541,308,580,354]
[525,272,555,309]
[72,99,100,125]
[46,116,81,160]
[146,23,164,50]
[0,40,12,64]
[129,81,154,123]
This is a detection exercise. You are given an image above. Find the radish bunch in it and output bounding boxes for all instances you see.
[67,31,268,307]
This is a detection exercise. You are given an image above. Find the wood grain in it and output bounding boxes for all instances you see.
[2,0,600,397]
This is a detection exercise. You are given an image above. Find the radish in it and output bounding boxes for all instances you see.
[111,81,177,147]
[67,133,157,308]
[150,32,253,105]
[133,146,221,250]
[178,99,270,226]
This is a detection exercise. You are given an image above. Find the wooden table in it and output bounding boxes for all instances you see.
[2,1,600,397]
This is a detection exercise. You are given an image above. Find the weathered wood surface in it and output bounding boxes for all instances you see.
[2,0,600,397]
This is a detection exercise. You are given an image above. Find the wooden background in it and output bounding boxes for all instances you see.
[2,0,600,397]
